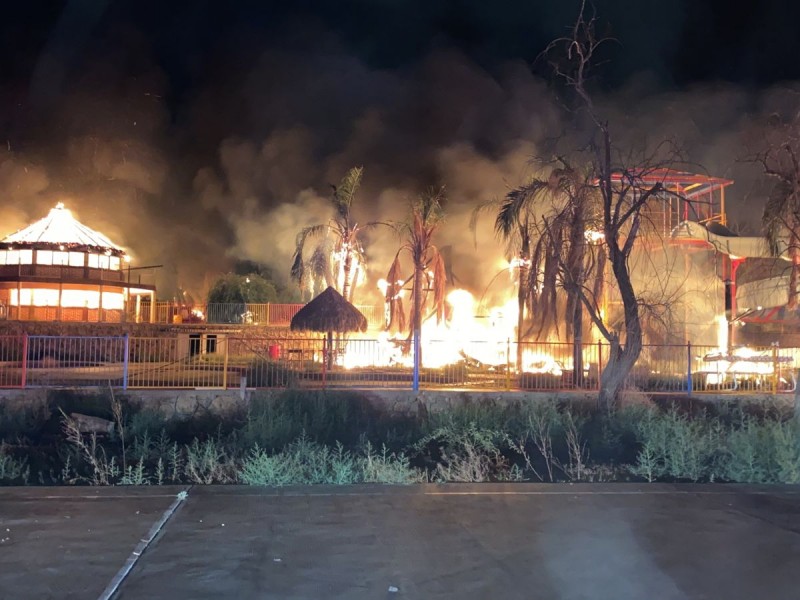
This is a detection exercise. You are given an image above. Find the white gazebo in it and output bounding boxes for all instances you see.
[0,203,156,322]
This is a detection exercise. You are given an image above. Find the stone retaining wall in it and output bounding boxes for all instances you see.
[0,387,790,422]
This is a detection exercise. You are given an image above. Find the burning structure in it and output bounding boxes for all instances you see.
[0,203,156,322]
[283,167,797,393]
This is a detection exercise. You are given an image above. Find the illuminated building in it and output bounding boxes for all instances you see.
[0,203,156,322]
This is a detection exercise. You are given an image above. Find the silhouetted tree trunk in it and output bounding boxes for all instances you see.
[516,228,530,372]
[546,5,676,409]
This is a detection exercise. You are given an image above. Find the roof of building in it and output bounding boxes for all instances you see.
[0,203,124,253]
[290,286,368,333]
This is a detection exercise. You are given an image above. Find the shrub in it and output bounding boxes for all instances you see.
[630,407,722,482]
[185,438,234,484]
[237,390,390,450]
[0,442,29,483]
[413,423,516,483]
[722,417,800,483]
[0,404,43,440]
[239,436,420,485]
[360,442,421,484]
[423,400,520,436]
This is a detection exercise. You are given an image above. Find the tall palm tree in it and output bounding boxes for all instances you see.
[290,167,371,302]
[385,188,448,359]
[488,166,600,372]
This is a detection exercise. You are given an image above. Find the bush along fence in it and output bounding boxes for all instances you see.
[1,394,799,486]
[0,333,796,393]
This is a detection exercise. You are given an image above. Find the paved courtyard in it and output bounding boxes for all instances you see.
[1,484,799,599]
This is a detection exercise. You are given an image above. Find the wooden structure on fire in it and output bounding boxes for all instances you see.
[0,203,156,322]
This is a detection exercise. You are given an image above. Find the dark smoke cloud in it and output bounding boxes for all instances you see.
[1,2,800,304]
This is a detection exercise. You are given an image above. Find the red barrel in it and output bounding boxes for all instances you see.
[268,344,281,359]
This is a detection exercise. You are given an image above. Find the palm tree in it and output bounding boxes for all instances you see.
[385,188,448,366]
[290,167,371,302]
[487,166,599,373]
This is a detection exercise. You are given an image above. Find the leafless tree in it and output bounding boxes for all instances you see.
[545,3,686,408]
[750,109,800,308]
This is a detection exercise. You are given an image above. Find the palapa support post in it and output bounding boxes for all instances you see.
[322,331,333,390]
[322,334,328,389]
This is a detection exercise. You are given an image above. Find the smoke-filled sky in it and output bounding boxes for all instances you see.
[1,0,800,300]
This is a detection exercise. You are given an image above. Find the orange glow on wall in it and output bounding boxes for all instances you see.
[9,288,124,309]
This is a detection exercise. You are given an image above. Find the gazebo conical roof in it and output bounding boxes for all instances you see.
[0,203,124,254]
[290,286,368,333]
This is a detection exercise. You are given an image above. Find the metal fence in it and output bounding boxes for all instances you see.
[25,336,126,388]
[0,334,796,393]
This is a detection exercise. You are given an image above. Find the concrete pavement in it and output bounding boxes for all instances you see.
[1,484,799,599]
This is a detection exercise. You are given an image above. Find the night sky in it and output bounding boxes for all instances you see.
[1,0,798,297]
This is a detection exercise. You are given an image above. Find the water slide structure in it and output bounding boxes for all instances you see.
[623,170,796,390]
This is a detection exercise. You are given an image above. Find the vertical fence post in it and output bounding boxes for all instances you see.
[505,338,511,390]
[772,342,779,394]
[123,334,130,390]
[222,336,229,389]
[687,341,692,396]
[597,340,602,392]
[321,335,327,389]
[412,330,420,392]
[20,333,28,389]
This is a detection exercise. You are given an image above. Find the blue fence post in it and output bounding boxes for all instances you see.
[123,334,130,390]
[686,341,692,396]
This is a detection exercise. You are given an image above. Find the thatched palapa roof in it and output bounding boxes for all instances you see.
[290,286,368,333]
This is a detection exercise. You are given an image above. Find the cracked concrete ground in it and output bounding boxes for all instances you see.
[1,484,799,599]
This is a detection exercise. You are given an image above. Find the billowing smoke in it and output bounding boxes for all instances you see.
[0,7,798,309]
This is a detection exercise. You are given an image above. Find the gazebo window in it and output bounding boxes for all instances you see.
[5,249,30,264]
[36,250,53,265]
[68,252,84,267]
[110,256,120,271]
[9,249,34,264]
[52,251,69,266]
[88,254,111,269]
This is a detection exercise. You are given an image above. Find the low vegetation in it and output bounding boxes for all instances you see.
[0,390,798,486]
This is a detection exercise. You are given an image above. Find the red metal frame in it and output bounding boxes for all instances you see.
[608,169,733,230]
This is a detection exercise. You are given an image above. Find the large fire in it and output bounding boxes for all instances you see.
[700,314,794,390]
[327,279,575,377]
